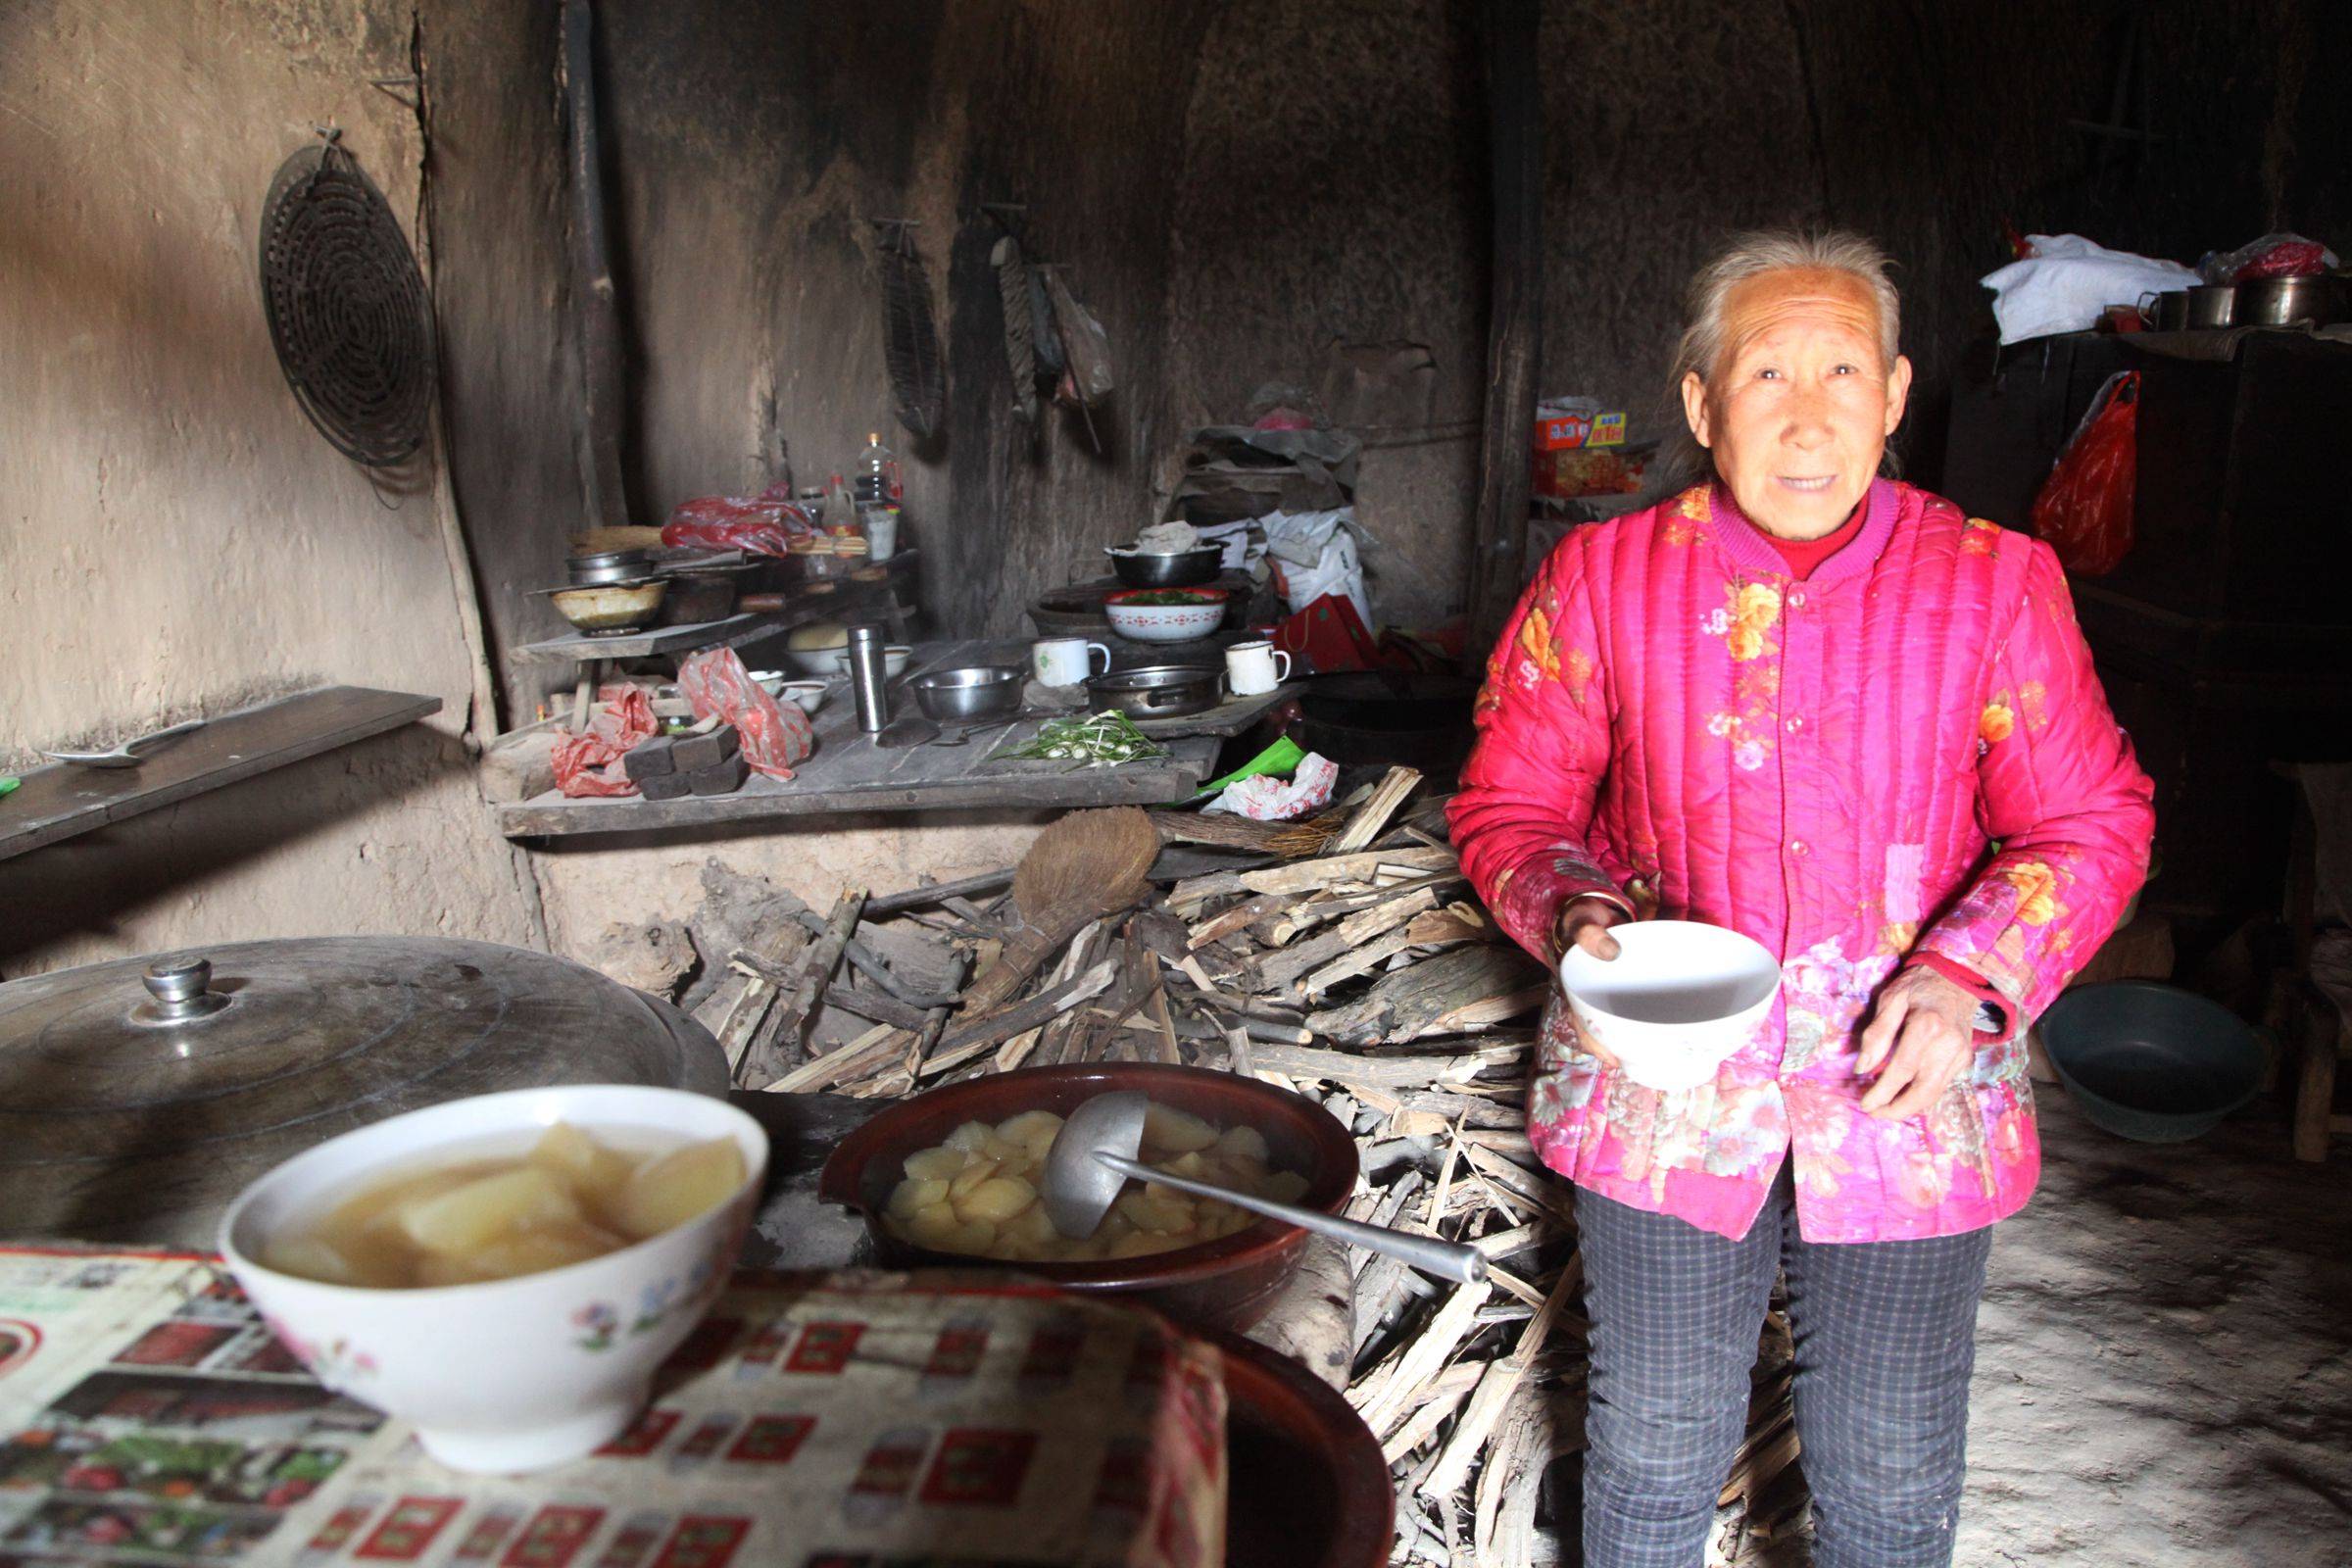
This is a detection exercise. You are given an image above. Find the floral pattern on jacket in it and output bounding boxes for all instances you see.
[1450,480,2154,1243]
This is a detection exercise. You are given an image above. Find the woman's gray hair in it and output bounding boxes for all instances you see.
[1657,227,1905,486]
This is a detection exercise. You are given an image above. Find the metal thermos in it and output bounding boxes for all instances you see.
[847,623,891,733]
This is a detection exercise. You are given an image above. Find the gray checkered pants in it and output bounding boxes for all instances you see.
[1575,1176,1993,1568]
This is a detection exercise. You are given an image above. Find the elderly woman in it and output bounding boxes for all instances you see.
[1450,230,2153,1568]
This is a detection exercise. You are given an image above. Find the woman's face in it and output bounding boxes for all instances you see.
[1680,268,1912,540]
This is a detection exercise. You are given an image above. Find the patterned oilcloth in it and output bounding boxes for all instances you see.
[1449,479,2155,1242]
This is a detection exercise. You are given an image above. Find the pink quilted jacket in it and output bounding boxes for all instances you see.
[1450,479,2154,1242]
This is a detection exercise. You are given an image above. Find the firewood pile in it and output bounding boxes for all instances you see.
[686,767,1803,1566]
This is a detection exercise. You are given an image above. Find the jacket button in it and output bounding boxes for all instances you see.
[1785,715,1803,733]
[1788,591,1807,609]
[1788,839,1808,857]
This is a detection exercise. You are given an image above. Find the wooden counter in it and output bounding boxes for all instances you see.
[495,640,1229,838]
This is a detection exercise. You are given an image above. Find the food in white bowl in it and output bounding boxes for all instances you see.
[220,1085,766,1475]
[747,671,828,712]
[1556,920,1783,1092]
[882,1103,1307,1263]
[779,622,911,678]
[1103,588,1227,644]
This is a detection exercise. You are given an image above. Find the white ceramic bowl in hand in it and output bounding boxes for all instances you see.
[1556,920,1783,1092]
[220,1085,767,1475]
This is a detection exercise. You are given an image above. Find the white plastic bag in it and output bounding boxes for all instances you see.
[1979,234,2197,345]
[1260,508,1371,627]
[1201,752,1339,821]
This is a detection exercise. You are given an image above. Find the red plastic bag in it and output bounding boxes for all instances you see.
[662,495,813,558]
[677,648,811,781]
[2031,370,2138,577]
[552,686,660,798]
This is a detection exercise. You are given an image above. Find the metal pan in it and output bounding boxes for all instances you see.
[1086,663,1226,719]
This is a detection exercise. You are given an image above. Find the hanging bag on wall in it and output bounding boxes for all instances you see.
[2031,370,2139,576]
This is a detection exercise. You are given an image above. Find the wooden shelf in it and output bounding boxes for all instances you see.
[2,687,440,863]
[494,639,1222,839]
[512,553,917,664]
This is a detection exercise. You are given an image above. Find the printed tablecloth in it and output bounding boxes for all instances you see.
[0,1249,1224,1568]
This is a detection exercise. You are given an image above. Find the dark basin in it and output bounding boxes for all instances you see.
[2038,981,2266,1143]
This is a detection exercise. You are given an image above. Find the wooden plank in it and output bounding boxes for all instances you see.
[1464,0,1544,655]
[1,687,440,863]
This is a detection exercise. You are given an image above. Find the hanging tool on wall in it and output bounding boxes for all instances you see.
[873,219,946,442]
[1041,265,1115,455]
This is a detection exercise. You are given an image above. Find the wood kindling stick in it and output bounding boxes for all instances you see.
[743,888,866,1084]
[1185,892,1291,950]
[918,958,1119,1078]
[786,909,960,1008]
[1357,1278,1494,1433]
[761,1023,900,1094]
[1236,845,1454,897]
[864,866,1014,915]
[1329,765,1422,855]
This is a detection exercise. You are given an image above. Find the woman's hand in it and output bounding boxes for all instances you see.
[1554,897,1626,1068]
[1856,966,1980,1120]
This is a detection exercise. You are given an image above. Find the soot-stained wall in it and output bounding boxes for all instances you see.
[447,0,2336,674]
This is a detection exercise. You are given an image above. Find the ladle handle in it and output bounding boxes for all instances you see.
[1097,1153,1489,1286]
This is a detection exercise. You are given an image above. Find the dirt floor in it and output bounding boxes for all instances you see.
[1948,1092,2352,1567]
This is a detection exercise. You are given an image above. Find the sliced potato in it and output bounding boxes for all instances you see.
[887,1176,951,1219]
[944,1120,996,1153]
[947,1156,1002,1201]
[1142,1104,1218,1154]
[956,1176,1037,1223]
[466,1220,628,1282]
[611,1137,746,1242]
[398,1166,579,1255]
[1214,1124,1270,1164]
[529,1123,636,1216]
[264,1235,357,1286]
[904,1147,967,1183]
[997,1109,1064,1152]
[1260,1171,1311,1204]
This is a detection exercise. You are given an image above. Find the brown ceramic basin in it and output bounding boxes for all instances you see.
[817,1063,1359,1331]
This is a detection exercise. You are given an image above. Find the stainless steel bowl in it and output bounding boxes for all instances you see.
[910,665,1025,722]
[1086,663,1226,719]
[568,548,657,586]
[1107,546,1222,589]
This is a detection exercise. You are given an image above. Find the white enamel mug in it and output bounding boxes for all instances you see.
[1224,639,1294,697]
[1033,637,1111,687]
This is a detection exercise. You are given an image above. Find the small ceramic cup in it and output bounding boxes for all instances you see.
[1033,637,1111,687]
[1224,640,1294,697]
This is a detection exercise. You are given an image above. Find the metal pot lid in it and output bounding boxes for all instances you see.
[0,936,728,1247]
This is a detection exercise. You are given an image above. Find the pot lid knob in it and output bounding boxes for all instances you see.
[138,956,230,1023]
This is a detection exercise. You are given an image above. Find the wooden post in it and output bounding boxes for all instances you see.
[1464,0,1544,660]
[562,0,632,530]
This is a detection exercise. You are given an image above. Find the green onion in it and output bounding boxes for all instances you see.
[1003,710,1170,768]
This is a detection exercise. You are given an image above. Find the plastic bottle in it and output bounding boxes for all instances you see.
[855,432,902,507]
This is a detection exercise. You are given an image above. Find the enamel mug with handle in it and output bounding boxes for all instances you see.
[1032,637,1111,687]
[1224,639,1294,697]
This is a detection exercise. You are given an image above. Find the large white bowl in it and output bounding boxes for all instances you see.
[220,1085,767,1475]
[1557,920,1782,1092]
[784,644,911,679]
[1103,590,1227,643]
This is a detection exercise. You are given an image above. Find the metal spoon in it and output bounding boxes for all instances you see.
[1042,1090,1489,1285]
[43,719,207,769]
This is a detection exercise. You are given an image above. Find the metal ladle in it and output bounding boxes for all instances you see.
[1041,1090,1489,1285]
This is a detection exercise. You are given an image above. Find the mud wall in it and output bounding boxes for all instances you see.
[0,0,543,976]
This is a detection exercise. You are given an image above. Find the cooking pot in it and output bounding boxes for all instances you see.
[0,937,728,1245]
[2234,274,2345,328]
[1086,663,1227,719]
